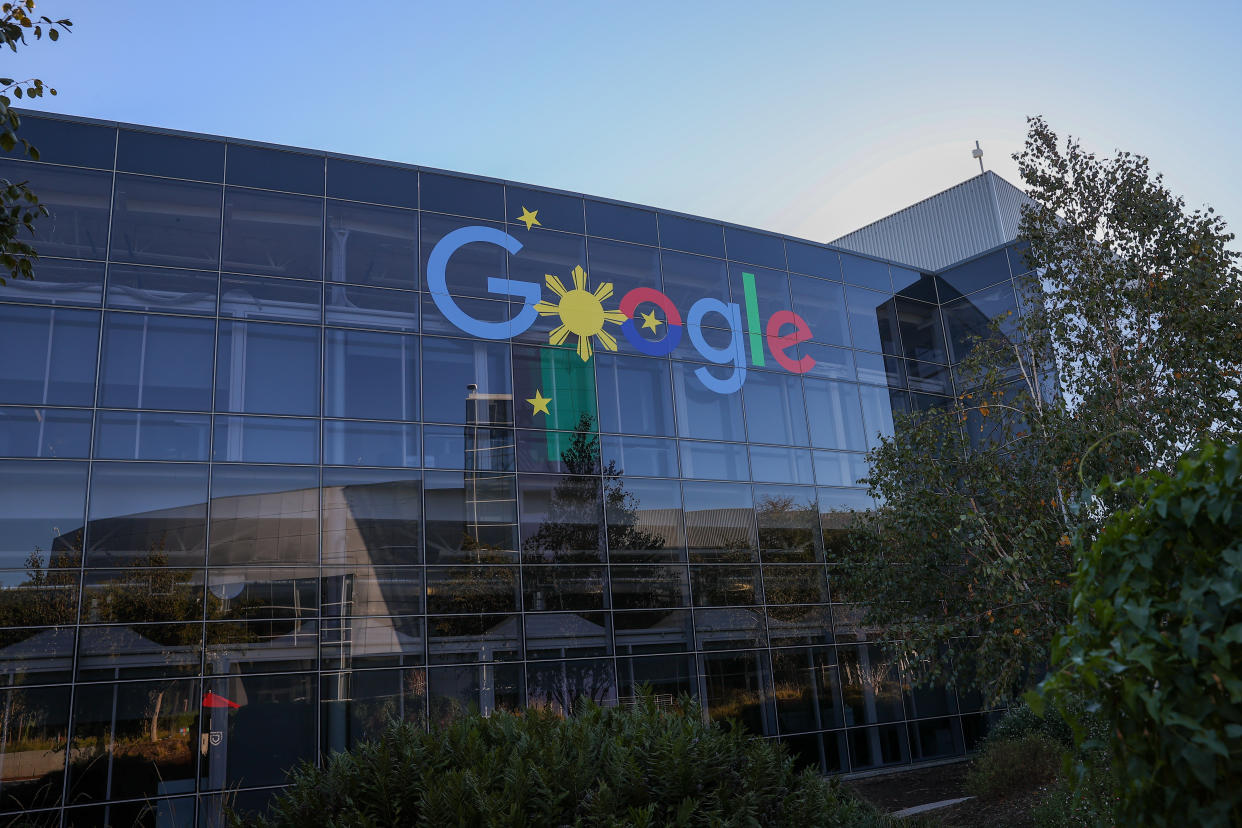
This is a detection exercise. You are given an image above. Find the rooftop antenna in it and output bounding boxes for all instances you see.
[972,140,985,174]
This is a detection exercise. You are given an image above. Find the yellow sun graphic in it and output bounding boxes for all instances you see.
[534,265,627,361]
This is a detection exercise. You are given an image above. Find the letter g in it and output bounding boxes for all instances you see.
[426,226,541,339]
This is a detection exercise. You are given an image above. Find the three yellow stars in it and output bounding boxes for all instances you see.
[526,389,551,416]
[639,309,662,333]
[517,207,541,231]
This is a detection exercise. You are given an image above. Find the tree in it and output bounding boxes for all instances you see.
[842,116,1242,703]
[0,1,71,284]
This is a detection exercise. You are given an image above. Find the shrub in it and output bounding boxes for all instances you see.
[1035,440,1242,827]
[967,732,1063,800]
[1030,766,1118,828]
[236,696,890,828]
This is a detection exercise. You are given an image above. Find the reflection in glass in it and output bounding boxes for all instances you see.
[426,566,519,615]
[679,440,748,481]
[0,460,87,570]
[683,481,756,563]
[0,685,70,812]
[608,564,690,610]
[324,328,419,421]
[615,653,697,701]
[0,258,104,307]
[690,564,761,607]
[605,476,683,563]
[219,273,321,323]
[840,645,906,726]
[74,622,203,682]
[215,320,321,416]
[0,161,111,260]
[613,609,694,655]
[223,189,323,280]
[812,451,869,488]
[208,465,319,566]
[320,616,425,672]
[420,215,507,299]
[427,614,522,667]
[424,471,518,563]
[0,407,91,459]
[600,434,678,479]
[672,360,746,442]
[199,673,316,792]
[325,282,418,332]
[523,565,605,612]
[428,662,523,724]
[85,462,209,568]
[743,370,808,446]
[0,305,99,406]
[766,604,835,648]
[212,415,318,464]
[106,264,217,316]
[423,424,512,471]
[99,312,215,411]
[894,297,946,364]
[595,353,675,436]
[749,445,815,485]
[802,379,866,452]
[848,724,910,770]
[322,467,421,567]
[324,420,419,468]
[321,668,426,754]
[110,175,221,269]
[326,199,418,289]
[754,485,822,562]
[694,607,766,650]
[772,646,844,733]
[421,336,512,426]
[844,285,901,355]
[524,612,610,659]
[519,474,604,564]
[700,650,776,736]
[526,657,616,714]
[0,567,78,628]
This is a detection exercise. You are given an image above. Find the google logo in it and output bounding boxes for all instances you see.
[427,226,816,396]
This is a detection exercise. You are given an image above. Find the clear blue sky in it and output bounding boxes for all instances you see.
[17,1,1242,245]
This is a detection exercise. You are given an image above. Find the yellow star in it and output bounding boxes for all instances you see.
[517,207,541,231]
[640,309,663,333]
[526,389,551,416]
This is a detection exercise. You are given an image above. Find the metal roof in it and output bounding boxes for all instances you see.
[831,171,1034,272]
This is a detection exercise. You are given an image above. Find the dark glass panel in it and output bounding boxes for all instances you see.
[0,624,75,686]
[683,481,756,563]
[422,424,513,471]
[672,360,746,442]
[85,462,208,568]
[596,353,674,437]
[517,428,601,475]
[728,264,791,336]
[524,612,611,659]
[608,564,690,610]
[802,379,866,451]
[320,667,426,756]
[0,459,86,569]
[586,237,662,299]
[786,242,842,280]
[323,419,420,467]
[600,434,678,479]
[679,440,747,481]
[0,567,78,628]
[322,567,423,618]
[203,568,317,623]
[725,227,785,268]
[526,657,616,713]
[325,199,419,290]
[99,312,214,411]
[215,320,321,416]
[324,328,418,421]
[428,662,523,723]
[812,451,869,489]
[208,465,318,566]
[0,685,70,811]
[858,384,899,450]
[522,565,605,612]
[839,253,890,291]
[844,285,901,355]
[0,161,110,260]
[511,344,597,434]
[766,604,835,647]
[894,297,947,364]
[0,305,98,406]
[743,369,808,446]
[219,273,321,323]
[117,129,224,181]
[657,213,723,257]
[942,280,1019,365]
[518,474,604,564]
[426,566,519,615]
[506,186,583,234]
[895,272,938,303]
[74,622,202,683]
[326,158,419,208]
[421,336,512,426]
[908,717,964,761]
[796,342,855,381]
[205,617,318,674]
[788,273,850,347]
[772,646,844,732]
[222,188,323,280]
[198,673,316,791]
[937,249,1010,297]
[421,293,512,337]
[322,467,422,567]
[605,476,685,563]
[211,415,318,464]
[80,568,203,624]
[586,200,657,245]
[847,724,910,770]
[5,115,114,167]
[690,564,761,607]
[615,653,698,700]
[421,173,504,219]
[1006,241,1033,277]
[0,258,104,307]
[754,485,822,562]
[105,264,218,315]
[0,407,90,459]
[818,488,874,567]
[110,174,222,268]
[905,679,959,720]
[226,144,323,195]
[427,614,522,667]
[325,283,418,332]
[852,350,904,388]
[749,445,814,485]
[912,392,951,413]
[840,644,906,726]
[762,564,829,605]
[905,360,952,395]
[321,617,424,671]
[613,609,695,655]
[660,250,727,314]
[700,650,776,735]
[420,214,509,301]
[94,411,210,461]
[423,470,518,564]
[66,679,199,804]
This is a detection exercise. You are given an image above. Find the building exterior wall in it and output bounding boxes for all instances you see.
[0,112,1027,825]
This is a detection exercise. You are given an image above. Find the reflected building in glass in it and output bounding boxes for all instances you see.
[0,112,1033,825]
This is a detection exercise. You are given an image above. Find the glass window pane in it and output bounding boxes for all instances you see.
[600,434,677,478]
[695,606,767,650]
[518,474,604,564]
[679,440,748,481]
[421,336,512,426]
[853,350,904,388]
[0,305,99,406]
[0,258,104,307]
[118,129,224,181]
[506,186,583,234]
[749,445,814,485]
[321,617,424,670]
[0,685,71,811]
[786,242,841,280]
[420,173,503,220]
[324,420,420,467]
[525,657,616,713]
[326,158,418,208]
[0,459,87,569]
[613,609,695,655]
[845,285,901,355]
[426,566,519,615]
[943,281,1019,365]
[658,214,723,257]
[742,369,808,446]
[797,342,856,381]
[840,254,891,291]
[110,174,222,269]
[226,144,323,194]
[423,470,518,564]
[683,481,756,563]
[802,379,866,451]
[512,344,597,433]
[85,462,209,567]
[420,214,507,301]
[93,411,210,461]
[789,274,850,347]
[516,428,601,475]
[523,565,606,612]
[595,353,674,437]
[840,645,906,726]
[609,564,690,609]
[725,227,784,268]
[586,200,656,245]
[858,385,899,450]
[322,467,422,567]
[524,612,612,660]
[691,564,762,607]
[215,321,321,416]
[906,360,952,395]
[325,199,419,290]
[700,650,776,735]
[212,415,319,464]
[199,673,316,791]
[5,115,114,167]
[220,273,321,323]
[616,653,699,700]
[771,646,844,732]
[428,662,523,722]
[937,250,1010,298]
[766,604,834,648]
[223,188,323,280]
[105,264,218,315]
[325,283,418,332]
[754,485,822,562]
[320,667,426,755]
[99,312,216,411]
[895,297,947,364]
[605,476,685,563]
[422,424,514,472]
[0,160,112,260]
[322,567,423,619]
[672,361,745,442]
[586,237,661,300]
[324,328,418,421]
[661,250,727,314]
[208,465,319,566]
[0,407,91,459]
[427,614,522,669]
[728,264,790,334]
[813,451,869,488]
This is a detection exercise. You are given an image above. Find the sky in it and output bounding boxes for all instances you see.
[14,1,1242,245]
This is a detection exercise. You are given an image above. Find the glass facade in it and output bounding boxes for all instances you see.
[0,113,1028,824]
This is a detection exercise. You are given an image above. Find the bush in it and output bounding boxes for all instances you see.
[1030,766,1118,828]
[985,701,1073,750]
[967,732,1063,800]
[1035,440,1242,827]
[237,696,890,828]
